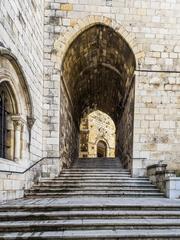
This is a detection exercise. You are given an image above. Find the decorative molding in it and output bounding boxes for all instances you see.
[11,115,25,129]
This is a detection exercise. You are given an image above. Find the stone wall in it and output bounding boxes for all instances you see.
[116,81,135,168]
[60,82,79,167]
[134,72,180,170]
[44,0,180,171]
[0,0,44,201]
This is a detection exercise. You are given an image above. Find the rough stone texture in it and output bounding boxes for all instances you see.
[79,110,115,158]
[116,81,135,168]
[134,72,180,170]
[1,197,180,238]
[0,0,44,201]
[60,82,79,168]
[147,163,180,199]
[43,0,180,171]
[55,23,135,166]
[147,164,169,193]
[0,0,180,202]
[166,177,180,199]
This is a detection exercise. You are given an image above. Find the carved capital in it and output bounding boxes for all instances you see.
[11,115,25,130]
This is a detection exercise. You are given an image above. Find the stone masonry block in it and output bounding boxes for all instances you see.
[60,3,73,11]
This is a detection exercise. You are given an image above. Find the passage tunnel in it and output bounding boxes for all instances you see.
[60,24,136,169]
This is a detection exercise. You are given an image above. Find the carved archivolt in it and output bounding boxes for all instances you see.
[0,48,34,161]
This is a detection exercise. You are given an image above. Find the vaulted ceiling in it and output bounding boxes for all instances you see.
[62,24,136,123]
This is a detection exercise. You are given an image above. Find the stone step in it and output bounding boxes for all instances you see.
[72,164,123,165]
[39,179,150,184]
[2,201,180,212]
[73,159,121,162]
[28,187,159,192]
[62,169,130,172]
[35,183,155,187]
[2,229,180,239]
[25,192,164,198]
[1,210,180,221]
[42,177,148,181]
[1,229,180,239]
[60,173,131,177]
[53,176,134,179]
[38,181,151,185]
[72,159,122,164]
[63,169,129,172]
[33,185,157,190]
[72,166,124,169]
[58,175,132,178]
[1,218,180,232]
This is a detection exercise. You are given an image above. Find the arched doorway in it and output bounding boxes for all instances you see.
[97,140,107,158]
[0,51,34,161]
[79,110,115,158]
[60,23,136,169]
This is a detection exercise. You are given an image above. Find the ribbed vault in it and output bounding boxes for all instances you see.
[62,24,135,123]
[61,24,136,168]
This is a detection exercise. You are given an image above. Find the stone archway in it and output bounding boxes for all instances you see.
[0,47,34,118]
[54,16,145,170]
[0,48,34,161]
[54,16,144,67]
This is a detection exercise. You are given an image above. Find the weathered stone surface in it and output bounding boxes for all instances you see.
[43,0,180,174]
[60,3,73,11]
[0,0,44,201]
[0,0,180,202]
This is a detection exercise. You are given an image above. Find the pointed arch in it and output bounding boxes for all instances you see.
[0,47,34,160]
[57,16,143,168]
[54,15,145,67]
[0,47,34,118]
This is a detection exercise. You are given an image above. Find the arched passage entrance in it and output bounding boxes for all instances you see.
[97,140,107,158]
[60,23,136,169]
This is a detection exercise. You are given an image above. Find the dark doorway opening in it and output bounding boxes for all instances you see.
[97,140,107,158]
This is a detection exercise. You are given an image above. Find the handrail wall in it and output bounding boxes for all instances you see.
[0,157,60,174]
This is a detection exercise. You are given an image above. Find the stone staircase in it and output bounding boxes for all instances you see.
[25,158,164,198]
[1,157,180,239]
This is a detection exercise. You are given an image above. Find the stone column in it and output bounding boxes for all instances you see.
[11,115,25,161]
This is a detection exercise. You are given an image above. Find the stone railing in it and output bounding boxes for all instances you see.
[132,158,149,177]
[0,157,61,201]
[30,157,62,182]
[147,162,180,199]
[166,177,180,199]
[0,157,61,179]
